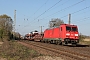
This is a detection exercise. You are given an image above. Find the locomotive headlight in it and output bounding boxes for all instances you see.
[66,33,70,36]
[75,34,78,36]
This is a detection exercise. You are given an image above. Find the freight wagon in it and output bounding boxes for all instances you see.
[24,31,43,41]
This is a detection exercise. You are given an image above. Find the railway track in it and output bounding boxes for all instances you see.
[18,40,90,60]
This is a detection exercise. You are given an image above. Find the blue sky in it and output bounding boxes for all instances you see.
[0,0,90,36]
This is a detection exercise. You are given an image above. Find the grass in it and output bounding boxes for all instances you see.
[79,40,90,45]
[0,40,42,60]
[79,38,90,45]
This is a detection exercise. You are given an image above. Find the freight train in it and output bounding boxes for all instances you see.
[24,24,79,45]
[24,31,43,41]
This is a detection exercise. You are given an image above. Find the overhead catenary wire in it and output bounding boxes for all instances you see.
[27,0,86,25]
[60,5,90,19]
[25,0,63,27]
[19,0,49,26]
[34,0,86,27]
[28,0,71,27]
[73,17,90,23]
[33,0,49,16]
[17,0,49,31]
[59,4,90,21]
[48,0,70,12]
[42,5,90,27]
[34,0,62,20]
[28,0,71,26]
[25,0,86,30]
[20,0,90,35]
[41,0,85,20]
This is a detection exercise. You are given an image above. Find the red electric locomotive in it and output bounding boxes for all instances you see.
[43,24,79,45]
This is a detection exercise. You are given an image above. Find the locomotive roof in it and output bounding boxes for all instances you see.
[46,24,77,30]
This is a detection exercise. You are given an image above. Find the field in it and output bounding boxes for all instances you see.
[0,39,90,60]
[80,38,90,45]
[0,40,42,60]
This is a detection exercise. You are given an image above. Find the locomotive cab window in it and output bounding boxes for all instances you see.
[72,27,77,31]
[66,26,71,31]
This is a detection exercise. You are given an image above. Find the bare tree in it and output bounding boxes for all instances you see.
[49,18,64,28]
[0,14,13,41]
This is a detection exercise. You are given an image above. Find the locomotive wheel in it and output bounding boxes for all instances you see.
[43,40,45,43]
[55,41,58,45]
[40,40,43,42]
[59,41,62,45]
[50,40,53,44]
[44,40,49,43]
[55,40,59,45]
[65,39,68,44]
[48,41,51,44]
[62,41,65,45]
[60,42,62,45]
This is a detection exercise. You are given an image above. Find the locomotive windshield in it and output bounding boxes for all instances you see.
[72,27,77,31]
[66,26,71,31]
[66,26,77,31]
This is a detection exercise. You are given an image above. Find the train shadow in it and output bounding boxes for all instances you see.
[64,44,90,47]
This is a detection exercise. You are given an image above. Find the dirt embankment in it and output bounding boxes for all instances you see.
[0,42,3,46]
